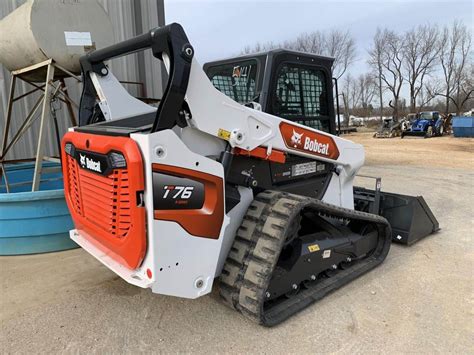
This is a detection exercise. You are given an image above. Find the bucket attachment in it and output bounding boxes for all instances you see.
[354,176,439,245]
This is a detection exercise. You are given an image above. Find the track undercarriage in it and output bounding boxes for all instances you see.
[219,190,392,326]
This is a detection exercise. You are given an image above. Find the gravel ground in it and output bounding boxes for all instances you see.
[1,133,473,354]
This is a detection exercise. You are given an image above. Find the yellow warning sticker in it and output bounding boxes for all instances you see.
[218,128,231,141]
[308,244,320,253]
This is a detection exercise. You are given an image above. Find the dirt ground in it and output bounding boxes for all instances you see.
[1,133,473,354]
[348,131,474,170]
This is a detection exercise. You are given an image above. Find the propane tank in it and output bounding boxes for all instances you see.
[0,0,114,81]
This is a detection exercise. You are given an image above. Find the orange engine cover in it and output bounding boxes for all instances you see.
[61,132,146,270]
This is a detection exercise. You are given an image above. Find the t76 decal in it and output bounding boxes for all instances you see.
[151,163,224,239]
[280,122,340,160]
[153,173,204,210]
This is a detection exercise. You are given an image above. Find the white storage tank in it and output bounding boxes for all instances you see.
[0,0,114,81]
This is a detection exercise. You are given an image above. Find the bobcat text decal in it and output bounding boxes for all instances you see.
[280,122,340,160]
[79,153,102,173]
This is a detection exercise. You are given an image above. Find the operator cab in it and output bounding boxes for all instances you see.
[383,118,392,128]
[203,49,336,135]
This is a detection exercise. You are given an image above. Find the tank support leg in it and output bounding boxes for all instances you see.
[32,64,55,191]
[1,75,16,161]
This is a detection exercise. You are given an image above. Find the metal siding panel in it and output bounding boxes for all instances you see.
[0,0,163,160]
[140,0,166,98]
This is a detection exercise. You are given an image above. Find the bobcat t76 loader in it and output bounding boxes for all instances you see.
[62,24,439,326]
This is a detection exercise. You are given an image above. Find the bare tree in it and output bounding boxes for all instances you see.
[438,63,473,114]
[357,73,376,118]
[402,25,440,113]
[341,74,353,125]
[417,79,441,111]
[368,28,386,120]
[242,29,356,79]
[374,29,404,119]
[324,30,357,79]
[293,32,325,55]
[341,73,364,125]
[348,76,362,111]
[241,41,277,54]
[438,21,473,115]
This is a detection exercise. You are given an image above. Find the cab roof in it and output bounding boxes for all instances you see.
[206,48,335,65]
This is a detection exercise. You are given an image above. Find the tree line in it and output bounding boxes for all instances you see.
[242,21,473,120]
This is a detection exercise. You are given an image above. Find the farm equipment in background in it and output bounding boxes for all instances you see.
[373,118,403,138]
[401,111,445,138]
[62,24,440,326]
[404,113,418,130]
[443,114,454,135]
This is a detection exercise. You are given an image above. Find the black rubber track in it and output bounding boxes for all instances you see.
[218,190,391,326]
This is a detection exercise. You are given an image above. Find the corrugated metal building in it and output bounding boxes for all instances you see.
[0,0,165,160]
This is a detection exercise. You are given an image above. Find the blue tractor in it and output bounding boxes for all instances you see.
[401,111,445,138]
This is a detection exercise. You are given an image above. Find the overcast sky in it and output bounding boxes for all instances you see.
[165,0,473,76]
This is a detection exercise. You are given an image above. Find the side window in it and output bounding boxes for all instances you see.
[272,63,329,132]
[207,60,258,104]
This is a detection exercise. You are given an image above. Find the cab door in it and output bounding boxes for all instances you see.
[266,56,336,135]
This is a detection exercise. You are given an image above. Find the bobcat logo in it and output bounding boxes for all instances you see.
[79,154,86,167]
[291,129,303,147]
[78,153,101,173]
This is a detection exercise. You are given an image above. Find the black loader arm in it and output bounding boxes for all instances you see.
[78,22,194,132]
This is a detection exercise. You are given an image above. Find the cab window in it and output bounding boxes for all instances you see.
[271,63,329,132]
[206,60,258,104]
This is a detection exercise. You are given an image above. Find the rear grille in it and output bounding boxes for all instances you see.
[62,132,146,269]
[66,155,131,238]
[66,155,82,216]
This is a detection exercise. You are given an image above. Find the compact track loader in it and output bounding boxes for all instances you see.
[373,118,403,138]
[62,24,438,326]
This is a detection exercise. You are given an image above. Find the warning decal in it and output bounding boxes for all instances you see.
[218,128,231,141]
